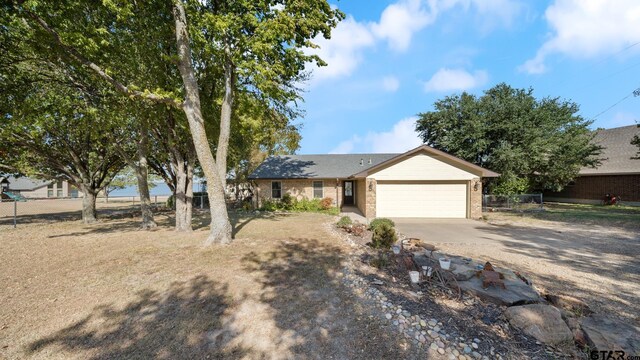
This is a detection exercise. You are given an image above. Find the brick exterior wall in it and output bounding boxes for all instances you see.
[469,179,482,219]
[544,174,640,202]
[365,178,376,218]
[254,179,342,207]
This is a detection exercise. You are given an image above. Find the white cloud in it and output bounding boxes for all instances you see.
[604,111,638,128]
[423,68,488,92]
[382,76,400,92]
[329,117,422,154]
[309,16,376,81]
[520,0,640,74]
[309,0,523,82]
[371,0,435,52]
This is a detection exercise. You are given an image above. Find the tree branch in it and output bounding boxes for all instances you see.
[24,9,183,108]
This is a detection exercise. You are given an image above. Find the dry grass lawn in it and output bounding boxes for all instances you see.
[0,211,417,360]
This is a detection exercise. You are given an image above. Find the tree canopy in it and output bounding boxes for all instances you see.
[416,83,602,194]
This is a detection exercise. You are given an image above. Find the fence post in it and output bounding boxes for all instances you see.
[200,195,204,209]
[155,195,158,208]
[13,199,17,228]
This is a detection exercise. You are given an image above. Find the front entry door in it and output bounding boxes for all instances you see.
[343,181,354,205]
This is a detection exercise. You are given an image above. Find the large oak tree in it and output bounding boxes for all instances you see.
[416,83,603,194]
[8,0,342,244]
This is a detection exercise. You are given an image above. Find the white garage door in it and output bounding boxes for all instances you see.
[376,183,467,218]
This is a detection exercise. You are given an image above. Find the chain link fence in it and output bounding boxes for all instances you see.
[483,193,543,211]
[0,195,171,229]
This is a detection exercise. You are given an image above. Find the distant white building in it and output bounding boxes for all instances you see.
[1,176,81,198]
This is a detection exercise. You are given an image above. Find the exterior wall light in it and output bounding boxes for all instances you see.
[473,181,480,192]
[368,180,373,191]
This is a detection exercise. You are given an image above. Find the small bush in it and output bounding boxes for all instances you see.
[336,216,352,228]
[280,193,294,210]
[369,218,395,232]
[371,223,397,249]
[370,252,390,269]
[320,197,333,210]
[166,195,175,209]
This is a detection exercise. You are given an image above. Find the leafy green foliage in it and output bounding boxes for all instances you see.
[369,218,396,232]
[336,216,353,228]
[632,124,640,160]
[416,83,602,194]
[371,223,397,250]
[260,197,338,214]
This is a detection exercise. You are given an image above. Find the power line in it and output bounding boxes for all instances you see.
[592,87,640,119]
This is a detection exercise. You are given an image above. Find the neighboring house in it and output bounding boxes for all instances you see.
[1,176,81,198]
[544,124,640,205]
[249,145,499,219]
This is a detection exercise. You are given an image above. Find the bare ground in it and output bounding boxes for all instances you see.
[0,211,428,360]
[468,212,639,325]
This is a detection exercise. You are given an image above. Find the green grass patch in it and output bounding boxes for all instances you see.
[532,202,640,228]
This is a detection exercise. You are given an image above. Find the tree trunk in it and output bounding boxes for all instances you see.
[135,117,157,229]
[174,155,192,232]
[216,50,234,189]
[186,153,194,224]
[173,3,232,245]
[81,188,97,223]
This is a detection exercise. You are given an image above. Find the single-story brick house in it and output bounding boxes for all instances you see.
[0,176,81,198]
[544,125,640,205]
[249,145,499,219]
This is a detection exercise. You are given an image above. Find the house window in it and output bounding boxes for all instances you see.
[47,182,54,198]
[313,181,323,198]
[271,181,282,199]
[56,181,63,197]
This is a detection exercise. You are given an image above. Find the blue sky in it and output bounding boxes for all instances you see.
[297,0,640,154]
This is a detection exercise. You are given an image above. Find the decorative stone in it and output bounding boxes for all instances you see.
[472,351,481,359]
[438,348,445,355]
[437,340,445,348]
[433,326,441,332]
[505,304,573,345]
[431,343,439,350]
[429,319,437,327]
[463,346,472,354]
[471,342,478,349]
[581,315,640,355]
[452,348,460,356]
[385,313,392,320]
[420,320,427,327]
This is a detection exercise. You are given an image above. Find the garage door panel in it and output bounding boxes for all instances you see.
[376,183,467,218]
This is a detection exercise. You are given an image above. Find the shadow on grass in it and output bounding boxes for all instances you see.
[27,275,247,359]
[242,238,420,359]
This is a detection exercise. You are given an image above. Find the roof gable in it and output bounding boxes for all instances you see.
[351,145,499,178]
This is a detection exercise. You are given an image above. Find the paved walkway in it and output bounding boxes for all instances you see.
[340,206,367,223]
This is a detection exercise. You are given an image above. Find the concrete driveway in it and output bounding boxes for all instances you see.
[392,218,640,325]
[392,218,501,246]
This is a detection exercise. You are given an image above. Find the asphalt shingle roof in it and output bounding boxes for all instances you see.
[249,153,398,179]
[581,125,640,175]
[3,176,52,191]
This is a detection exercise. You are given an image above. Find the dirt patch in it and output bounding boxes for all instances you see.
[0,211,425,359]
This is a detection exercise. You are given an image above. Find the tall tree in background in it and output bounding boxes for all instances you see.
[10,0,342,245]
[416,83,602,194]
[0,60,123,222]
[632,124,640,160]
